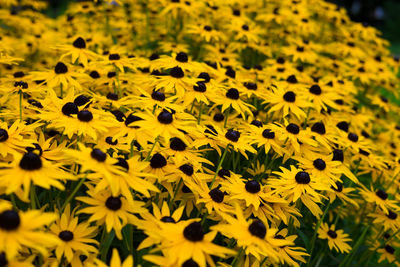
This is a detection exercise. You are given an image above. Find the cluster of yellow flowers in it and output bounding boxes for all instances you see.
[0,0,400,266]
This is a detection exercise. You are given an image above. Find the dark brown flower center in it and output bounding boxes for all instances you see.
[209,188,224,203]
[283,91,296,102]
[286,123,300,134]
[295,171,310,184]
[19,152,42,170]
[59,230,74,241]
[248,220,266,238]
[72,37,86,49]
[0,129,9,142]
[77,110,93,122]
[62,102,78,116]
[91,148,107,162]
[225,129,240,142]
[105,196,122,210]
[183,222,204,242]
[311,122,326,134]
[327,230,337,238]
[0,210,20,231]
[226,88,239,100]
[55,62,68,74]
[150,153,167,168]
[245,180,261,193]
[313,159,326,170]
[376,189,388,200]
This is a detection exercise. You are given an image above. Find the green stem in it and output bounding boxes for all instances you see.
[315,252,325,267]
[386,228,400,242]
[339,224,371,267]
[145,137,159,161]
[200,210,208,225]
[231,247,244,267]
[19,91,23,122]
[130,140,135,157]
[10,194,17,209]
[210,145,230,187]
[171,178,183,209]
[306,201,331,267]
[259,256,268,266]
[360,227,400,266]
[100,230,115,262]
[61,176,86,212]
[197,102,203,124]
[114,65,122,98]
[334,205,342,225]
[303,107,311,129]
[387,172,399,190]
[224,107,231,128]
[30,185,37,209]
[189,100,196,114]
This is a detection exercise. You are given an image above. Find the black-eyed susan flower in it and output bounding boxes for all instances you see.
[0,120,36,158]
[152,66,199,97]
[95,53,136,73]
[270,122,318,154]
[0,0,399,266]
[377,244,397,265]
[212,205,290,263]
[220,175,267,211]
[55,36,101,67]
[50,205,98,262]
[187,22,225,43]
[0,204,59,258]
[186,179,233,216]
[132,109,195,143]
[212,87,254,119]
[359,185,399,215]
[369,209,400,232]
[0,150,74,200]
[326,182,359,207]
[37,89,118,140]
[88,248,133,267]
[152,220,234,267]
[263,83,309,120]
[29,62,83,90]
[76,186,146,240]
[66,145,126,195]
[131,202,185,250]
[295,154,343,187]
[317,223,352,253]
[270,166,328,217]
[248,123,284,155]
[273,229,308,267]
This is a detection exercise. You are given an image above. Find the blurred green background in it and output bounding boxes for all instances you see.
[331,0,400,54]
[44,0,400,53]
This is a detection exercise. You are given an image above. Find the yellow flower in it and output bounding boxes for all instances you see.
[153,220,234,267]
[270,166,328,217]
[76,186,146,240]
[55,37,101,67]
[212,204,291,262]
[50,205,98,262]
[359,185,399,215]
[87,248,134,267]
[318,223,352,253]
[0,120,36,158]
[29,62,84,90]
[0,150,74,200]
[0,205,59,258]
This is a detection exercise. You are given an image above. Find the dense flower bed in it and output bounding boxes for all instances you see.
[0,0,400,266]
